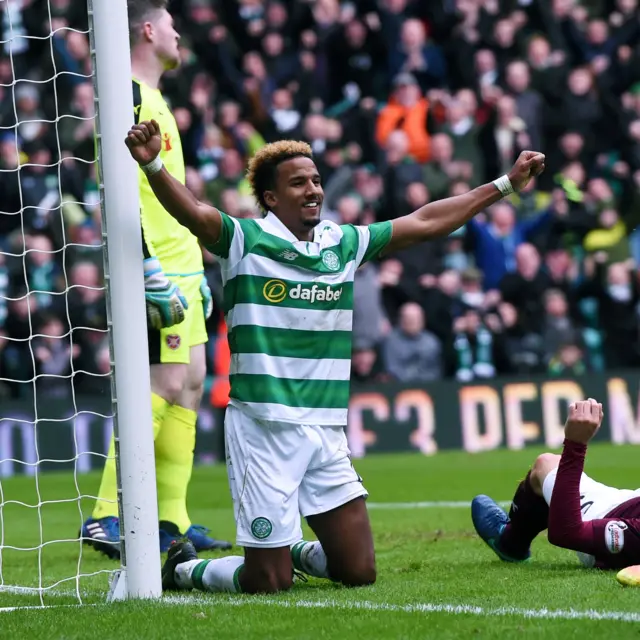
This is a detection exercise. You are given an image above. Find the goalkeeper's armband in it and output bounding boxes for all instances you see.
[143,257,188,330]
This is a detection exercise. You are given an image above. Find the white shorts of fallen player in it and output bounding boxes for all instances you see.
[543,468,640,567]
[224,404,368,548]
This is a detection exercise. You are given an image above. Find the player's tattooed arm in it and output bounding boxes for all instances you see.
[125,119,222,247]
[384,150,546,254]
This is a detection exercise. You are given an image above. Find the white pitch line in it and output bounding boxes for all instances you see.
[162,595,640,624]
[367,500,510,509]
[0,586,74,596]
[0,604,84,613]
[3,595,639,624]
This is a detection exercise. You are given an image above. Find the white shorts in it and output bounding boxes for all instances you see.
[542,468,640,567]
[224,404,368,549]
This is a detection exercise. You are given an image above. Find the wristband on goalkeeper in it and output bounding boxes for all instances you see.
[143,257,188,330]
[200,276,213,320]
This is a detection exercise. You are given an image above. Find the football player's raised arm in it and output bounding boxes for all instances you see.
[383,151,545,255]
[547,438,640,565]
[547,400,604,555]
[145,166,222,247]
[125,120,222,247]
[546,439,594,553]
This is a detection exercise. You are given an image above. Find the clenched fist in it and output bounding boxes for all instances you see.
[125,119,162,166]
[564,398,604,444]
[507,150,546,192]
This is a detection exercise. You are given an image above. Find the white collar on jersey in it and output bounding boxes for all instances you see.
[263,211,325,247]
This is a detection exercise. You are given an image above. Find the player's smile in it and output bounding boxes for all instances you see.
[301,197,322,218]
[298,197,323,229]
[294,174,323,223]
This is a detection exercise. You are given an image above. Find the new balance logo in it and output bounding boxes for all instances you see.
[279,249,298,261]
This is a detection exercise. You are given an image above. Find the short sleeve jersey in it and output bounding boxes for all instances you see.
[208,211,392,425]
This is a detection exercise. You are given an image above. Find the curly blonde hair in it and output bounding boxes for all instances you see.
[246,140,313,213]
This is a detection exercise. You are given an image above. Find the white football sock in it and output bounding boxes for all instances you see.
[291,540,330,579]
[175,556,244,592]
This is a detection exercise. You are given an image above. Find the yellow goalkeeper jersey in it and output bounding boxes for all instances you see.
[133,78,202,277]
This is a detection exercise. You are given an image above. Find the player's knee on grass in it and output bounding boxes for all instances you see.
[530,453,561,496]
[307,497,376,587]
[151,362,189,405]
[242,564,293,594]
[241,549,294,594]
[327,536,376,587]
[332,557,376,587]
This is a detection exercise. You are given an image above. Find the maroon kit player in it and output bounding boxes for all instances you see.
[472,398,640,573]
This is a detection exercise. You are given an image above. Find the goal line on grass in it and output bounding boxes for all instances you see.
[165,595,640,624]
[3,595,639,624]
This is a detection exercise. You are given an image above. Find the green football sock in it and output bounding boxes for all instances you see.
[175,557,244,592]
[291,540,330,579]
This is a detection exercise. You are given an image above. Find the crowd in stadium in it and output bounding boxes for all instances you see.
[1,0,640,400]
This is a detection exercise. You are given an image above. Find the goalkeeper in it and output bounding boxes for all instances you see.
[81,0,230,557]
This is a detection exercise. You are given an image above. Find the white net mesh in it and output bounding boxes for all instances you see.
[0,0,117,608]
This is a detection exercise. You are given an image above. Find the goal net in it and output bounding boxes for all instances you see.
[0,0,159,609]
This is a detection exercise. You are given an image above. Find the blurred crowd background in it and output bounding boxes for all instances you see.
[1,0,640,402]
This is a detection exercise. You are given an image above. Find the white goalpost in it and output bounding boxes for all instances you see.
[0,0,160,607]
[90,0,161,602]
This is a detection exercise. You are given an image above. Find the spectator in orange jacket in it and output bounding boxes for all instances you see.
[209,316,230,409]
[376,72,431,163]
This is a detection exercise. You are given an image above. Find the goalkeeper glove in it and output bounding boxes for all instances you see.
[143,257,188,330]
[200,276,213,320]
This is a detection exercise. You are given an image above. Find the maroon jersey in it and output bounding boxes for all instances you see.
[548,439,640,570]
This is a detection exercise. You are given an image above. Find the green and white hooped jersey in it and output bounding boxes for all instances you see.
[209,211,392,425]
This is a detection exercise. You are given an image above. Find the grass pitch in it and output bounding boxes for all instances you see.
[1,444,640,638]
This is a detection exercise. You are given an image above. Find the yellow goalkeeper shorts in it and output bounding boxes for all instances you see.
[147,274,208,365]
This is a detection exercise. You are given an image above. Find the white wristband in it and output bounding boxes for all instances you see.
[141,156,163,177]
[492,174,514,197]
